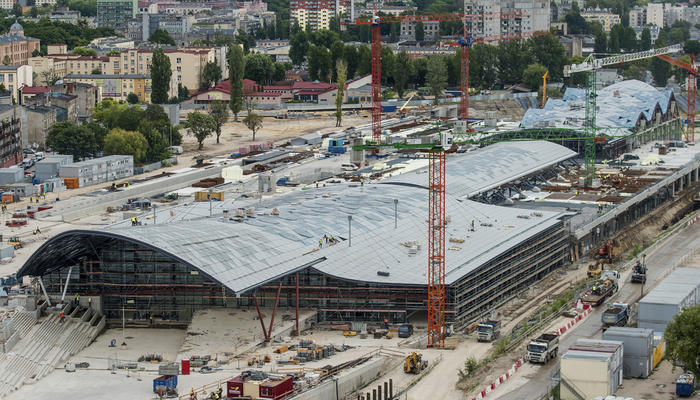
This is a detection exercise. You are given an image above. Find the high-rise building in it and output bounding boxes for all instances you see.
[464,0,550,41]
[646,2,664,28]
[290,0,349,31]
[629,6,646,28]
[97,0,137,32]
[580,9,621,32]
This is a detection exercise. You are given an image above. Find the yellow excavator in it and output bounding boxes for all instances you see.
[404,352,427,374]
[398,93,417,118]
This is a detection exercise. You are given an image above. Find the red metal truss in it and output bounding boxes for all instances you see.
[460,44,470,124]
[657,53,697,141]
[427,149,446,348]
[371,23,381,143]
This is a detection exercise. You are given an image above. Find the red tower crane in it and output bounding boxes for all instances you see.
[657,53,697,141]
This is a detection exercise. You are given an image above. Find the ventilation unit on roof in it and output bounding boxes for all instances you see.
[377,271,390,277]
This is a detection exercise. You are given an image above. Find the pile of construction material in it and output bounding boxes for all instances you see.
[192,177,224,188]
[226,370,293,399]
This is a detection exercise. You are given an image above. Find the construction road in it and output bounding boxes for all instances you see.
[497,218,700,400]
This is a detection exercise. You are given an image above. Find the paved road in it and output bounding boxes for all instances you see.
[499,220,700,400]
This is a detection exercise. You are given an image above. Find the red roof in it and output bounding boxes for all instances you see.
[264,86,294,91]
[292,81,335,90]
[201,79,257,96]
[21,86,51,94]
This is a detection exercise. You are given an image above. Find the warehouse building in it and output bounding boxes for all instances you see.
[18,142,575,328]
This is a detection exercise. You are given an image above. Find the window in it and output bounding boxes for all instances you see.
[113,61,118,69]
[8,74,12,82]
[176,58,181,64]
[138,84,141,88]
[177,66,181,72]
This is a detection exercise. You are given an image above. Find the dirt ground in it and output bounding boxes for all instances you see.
[179,114,369,154]
[616,360,699,400]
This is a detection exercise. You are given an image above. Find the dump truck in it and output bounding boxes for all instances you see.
[404,352,427,374]
[582,270,619,307]
[476,320,501,342]
[601,303,629,329]
[527,333,559,364]
[631,255,647,284]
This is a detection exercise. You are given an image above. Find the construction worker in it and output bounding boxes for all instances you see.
[217,385,222,399]
[88,297,92,308]
[75,294,79,303]
[59,311,65,324]
[190,387,195,400]
[319,239,323,248]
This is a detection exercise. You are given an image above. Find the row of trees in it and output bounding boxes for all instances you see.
[46,102,181,164]
[1,18,114,50]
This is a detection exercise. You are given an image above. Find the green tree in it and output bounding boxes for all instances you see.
[115,106,145,131]
[664,303,700,377]
[272,62,286,81]
[2,55,10,65]
[151,49,172,104]
[651,37,671,86]
[103,128,148,163]
[335,59,346,127]
[139,124,169,161]
[228,45,245,121]
[45,121,100,159]
[498,40,531,84]
[149,28,176,46]
[31,48,40,57]
[244,53,274,84]
[289,30,308,67]
[73,46,97,57]
[564,11,587,34]
[93,98,127,130]
[684,40,700,56]
[415,21,425,41]
[29,6,38,17]
[528,34,567,81]
[640,28,652,51]
[177,83,190,101]
[523,63,548,91]
[91,67,101,75]
[608,26,620,52]
[126,93,139,104]
[594,31,608,53]
[307,45,331,82]
[13,3,22,16]
[201,61,222,89]
[209,101,229,144]
[566,56,588,87]
[343,45,358,79]
[389,22,398,43]
[242,101,263,141]
[184,111,216,149]
[426,55,447,103]
[394,51,413,98]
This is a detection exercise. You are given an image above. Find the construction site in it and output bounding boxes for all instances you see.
[1,35,700,400]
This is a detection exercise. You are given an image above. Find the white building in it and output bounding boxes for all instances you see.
[629,6,646,28]
[647,3,664,27]
[464,0,550,41]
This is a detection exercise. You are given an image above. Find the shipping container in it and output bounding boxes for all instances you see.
[227,376,244,397]
[638,268,700,333]
[153,375,177,393]
[181,359,190,375]
[652,336,665,368]
[259,376,293,399]
[64,177,79,189]
[561,339,624,400]
[603,327,654,378]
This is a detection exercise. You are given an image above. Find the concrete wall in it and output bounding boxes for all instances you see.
[290,357,386,400]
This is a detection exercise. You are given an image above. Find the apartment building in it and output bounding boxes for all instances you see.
[400,20,439,41]
[97,0,137,31]
[629,6,646,28]
[581,9,621,31]
[0,104,22,168]
[49,7,82,23]
[647,3,664,27]
[0,23,40,66]
[290,0,349,31]
[463,0,550,41]
[0,65,32,103]
[63,74,152,102]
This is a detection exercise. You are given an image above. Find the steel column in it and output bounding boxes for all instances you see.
[295,273,300,334]
[60,265,74,303]
[266,281,283,341]
[252,293,269,341]
[688,72,695,142]
[460,44,469,123]
[38,276,52,307]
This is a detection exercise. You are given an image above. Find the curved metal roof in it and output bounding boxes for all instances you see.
[18,142,574,294]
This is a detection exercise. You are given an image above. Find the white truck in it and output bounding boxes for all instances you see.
[527,333,559,364]
[476,320,501,342]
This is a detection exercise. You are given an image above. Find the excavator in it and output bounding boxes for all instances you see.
[397,93,416,118]
[404,352,428,374]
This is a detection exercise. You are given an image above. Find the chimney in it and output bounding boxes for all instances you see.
[67,82,74,94]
